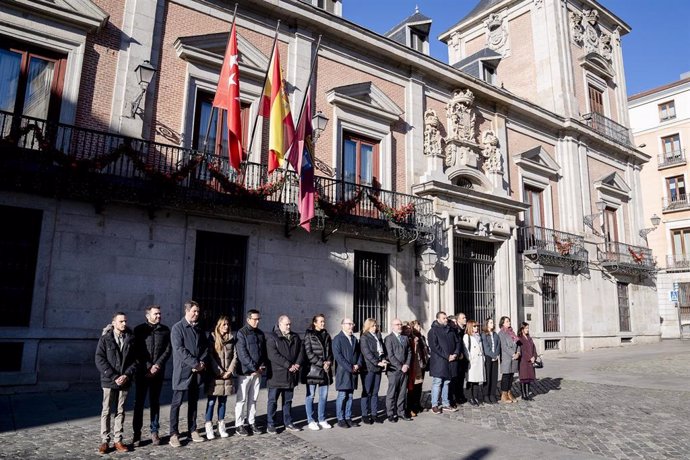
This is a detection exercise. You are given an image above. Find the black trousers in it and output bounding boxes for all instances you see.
[500,373,514,392]
[483,360,499,399]
[133,373,164,436]
[169,380,200,436]
[407,382,423,412]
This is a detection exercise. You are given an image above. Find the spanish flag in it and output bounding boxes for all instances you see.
[261,43,295,173]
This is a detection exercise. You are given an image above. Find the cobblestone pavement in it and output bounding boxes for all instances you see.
[440,378,690,460]
[1,341,688,459]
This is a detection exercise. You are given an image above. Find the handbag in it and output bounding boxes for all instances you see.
[532,355,544,369]
[307,364,326,380]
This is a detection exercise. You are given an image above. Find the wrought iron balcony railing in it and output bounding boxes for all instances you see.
[0,110,433,232]
[658,149,686,169]
[666,254,690,271]
[582,112,632,147]
[516,225,587,262]
[662,193,690,212]
[597,241,656,271]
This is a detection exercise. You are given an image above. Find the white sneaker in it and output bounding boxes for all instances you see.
[308,421,320,431]
[318,421,331,430]
[205,422,215,440]
[218,420,229,438]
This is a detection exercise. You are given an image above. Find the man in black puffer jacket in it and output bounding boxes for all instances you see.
[132,305,171,446]
[95,312,137,454]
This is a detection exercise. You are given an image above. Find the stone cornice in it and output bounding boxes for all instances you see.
[4,0,109,32]
[412,180,529,214]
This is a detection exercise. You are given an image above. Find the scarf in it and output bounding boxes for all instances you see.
[501,326,518,343]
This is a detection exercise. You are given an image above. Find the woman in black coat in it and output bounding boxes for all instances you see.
[480,317,501,404]
[302,314,333,430]
[359,318,388,424]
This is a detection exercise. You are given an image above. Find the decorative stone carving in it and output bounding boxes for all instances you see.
[599,33,612,60]
[446,89,475,142]
[423,109,443,157]
[449,31,461,54]
[490,220,511,237]
[454,215,479,232]
[480,130,503,174]
[570,8,612,61]
[483,12,510,56]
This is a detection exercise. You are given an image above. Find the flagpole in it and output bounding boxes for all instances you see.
[243,20,281,184]
[281,35,322,234]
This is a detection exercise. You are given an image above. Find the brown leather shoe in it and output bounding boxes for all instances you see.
[114,442,129,452]
[98,443,109,454]
[151,432,160,446]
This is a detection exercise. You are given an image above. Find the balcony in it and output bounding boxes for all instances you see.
[582,112,632,147]
[666,254,690,272]
[658,149,686,169]
[597,241,656,276]
[662,194,690,212]
[516,225,587,270]
[0,110,433,239]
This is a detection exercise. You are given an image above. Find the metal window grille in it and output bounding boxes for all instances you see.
[617,282,631,332]
[0,205,42,327]
[192,231,247,332]
[677,282,690,322]
[541,274,560,332]
[453,237,496,322]
[544,339,560,350]
[354,251,389,332]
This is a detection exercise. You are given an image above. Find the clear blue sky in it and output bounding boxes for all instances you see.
[341,0,690,97]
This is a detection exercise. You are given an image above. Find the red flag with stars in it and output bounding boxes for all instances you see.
[213,22,243,172]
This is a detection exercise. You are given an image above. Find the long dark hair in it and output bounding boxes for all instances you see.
[518,321,530,337]
[498,316,510,329]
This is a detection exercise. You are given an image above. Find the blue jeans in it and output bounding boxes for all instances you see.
[205,395,227,422]
[431,377,450,408]
[360,372,381,417]
[305,384,329,423]
[336,390,353,421]
[266,388,294,427]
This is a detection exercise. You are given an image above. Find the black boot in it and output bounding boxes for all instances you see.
[526,383,534,401]
[520,383,528,400]
[476,384,484,405]
[469,384,479,406]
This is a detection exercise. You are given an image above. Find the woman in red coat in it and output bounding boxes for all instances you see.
[517,322,537,401]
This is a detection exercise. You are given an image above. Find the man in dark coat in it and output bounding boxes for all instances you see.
[332,317,363,428]
[169,301,209,447]
[384,318,412,423]
[234,309,267,436]
[132,305,171,446]
[450,313,468,407]
[265,315,304,433]
[95,312,137,454]
[427,311,460,414]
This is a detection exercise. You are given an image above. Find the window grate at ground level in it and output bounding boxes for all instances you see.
[544,339,560,350]
[621,337,633,343]
[0,342,24,372]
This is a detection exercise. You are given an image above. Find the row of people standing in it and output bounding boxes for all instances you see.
[426,311,539,414]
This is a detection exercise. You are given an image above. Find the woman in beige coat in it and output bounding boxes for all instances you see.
[204,315,237,439]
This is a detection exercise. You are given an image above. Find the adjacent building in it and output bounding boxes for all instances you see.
[629,73,690,338]
[0,0,659,388]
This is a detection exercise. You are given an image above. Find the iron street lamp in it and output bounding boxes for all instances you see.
[639,214,661,244]
[583,200,606,236]
[311,110,329,143]
[130,60,157,118]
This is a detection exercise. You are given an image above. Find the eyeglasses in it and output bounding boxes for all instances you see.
[249,317,261,321]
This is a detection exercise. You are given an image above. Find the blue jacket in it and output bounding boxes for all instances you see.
[481,331,501,361]
[332,331,363,391]
[236,325,267,376]
[427,320,461,379]
[170,318,209,391]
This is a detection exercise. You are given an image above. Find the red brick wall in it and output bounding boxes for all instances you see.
[74,0,124,131]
